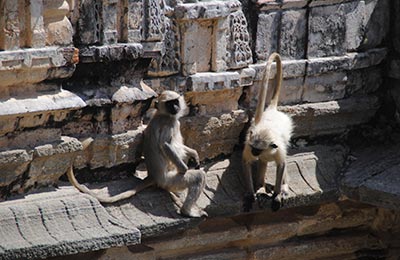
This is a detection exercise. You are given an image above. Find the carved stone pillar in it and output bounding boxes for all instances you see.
[43,0,73,46]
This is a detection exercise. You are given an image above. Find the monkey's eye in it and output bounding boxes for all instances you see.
[270,143,278,149]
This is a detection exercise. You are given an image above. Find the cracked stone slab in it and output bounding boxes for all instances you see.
[81,145,346,239]
[0,187,140,260]
[341,142,400,210]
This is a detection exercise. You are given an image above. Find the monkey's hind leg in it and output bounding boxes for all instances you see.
[164,169,208,218]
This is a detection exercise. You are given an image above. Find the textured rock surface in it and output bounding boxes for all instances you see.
[0,187,140,260]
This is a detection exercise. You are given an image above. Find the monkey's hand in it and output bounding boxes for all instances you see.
[184,146,200,169]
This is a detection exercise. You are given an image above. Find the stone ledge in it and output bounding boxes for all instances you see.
[0,47,78,87]
[92,145,347,238]
[174,0,241,20]
[281,95,380,137]
[341,142,400,210]
[79,43,144,63]
[2,142,398,259]
[0,89,86,117]
[250,48,387,80]
[0,188,140,260]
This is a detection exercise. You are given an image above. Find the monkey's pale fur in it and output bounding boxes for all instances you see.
[67,88,207,218]
[242,53,293,211]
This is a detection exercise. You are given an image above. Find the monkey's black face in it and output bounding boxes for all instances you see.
[251,146,263,156]
[165,99,180,115]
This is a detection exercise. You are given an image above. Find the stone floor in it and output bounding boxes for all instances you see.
[0,142,399,259]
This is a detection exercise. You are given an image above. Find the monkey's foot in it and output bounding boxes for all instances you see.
[180,206,208,218]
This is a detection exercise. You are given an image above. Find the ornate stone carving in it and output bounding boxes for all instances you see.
[149,17,180,76]
[144,0,165,41]
[226,10,252,69]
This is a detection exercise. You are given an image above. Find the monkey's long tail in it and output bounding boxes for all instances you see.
[254,52,283,125]
[67,166,154,203]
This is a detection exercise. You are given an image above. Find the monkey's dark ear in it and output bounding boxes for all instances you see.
[270,143,278,149]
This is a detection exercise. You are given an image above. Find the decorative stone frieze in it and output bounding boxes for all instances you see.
[175,0,251,75]
[226,10,252,69]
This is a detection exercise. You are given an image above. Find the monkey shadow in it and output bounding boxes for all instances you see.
[201,143,345,217]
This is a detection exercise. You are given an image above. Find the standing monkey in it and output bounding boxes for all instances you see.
[67,89,207,218]
[242,53,293,212]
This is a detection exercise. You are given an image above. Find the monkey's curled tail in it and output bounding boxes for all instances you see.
[67,166,154,203]
[254,53,283,125]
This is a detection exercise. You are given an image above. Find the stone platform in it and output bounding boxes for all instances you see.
[1,142,399,259]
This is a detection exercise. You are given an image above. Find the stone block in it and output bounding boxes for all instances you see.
[29,0,46,47]
[281,96,380,137]
[360,0,390,50]
[303,72,347,103]
[255,11,280,61]
[250,59,306,81]
[126,0,144,43]
[248,77,303,107]
[174,1,239,20]
[0,129,62,151]
[102,0,118,44]
[186,88,243,115]
[181,111,248,160]
[0,150,32,187]
[75,129,143,169]
[148,17,180,76]
[180,20,213,75]
[111,103,143,134]
[308,3,346,57]
[0,47,80,87]
[44,13,73,46]
[0,0,21,50]
[187,72,240,92]
[0,188,139,260]
[26,136,82,188]
[76,0,102,45]
[346,66,382,96]
[212,17,229,72]
[280,9,307,59]
[253,233,383,260]
[143,0,164,42]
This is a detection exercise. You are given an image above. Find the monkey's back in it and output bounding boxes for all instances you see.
[262,107,293,146]
[143,114,185,183]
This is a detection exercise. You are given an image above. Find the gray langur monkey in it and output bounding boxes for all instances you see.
[242,53,293,212]
[67,89,208,218]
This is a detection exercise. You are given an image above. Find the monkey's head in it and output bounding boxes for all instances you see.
[246,126,279,157]
[155,90,188,118]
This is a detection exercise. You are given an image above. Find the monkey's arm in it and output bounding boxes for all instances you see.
[162,142,189,174]
[273,162,286,195]
[242,146,256,212]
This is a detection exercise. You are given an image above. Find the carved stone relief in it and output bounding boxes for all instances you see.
[144,0,165,41]
[149,16,180,76]
[226,10,252,69]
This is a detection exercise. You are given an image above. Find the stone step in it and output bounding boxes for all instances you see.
[0,187,139,260]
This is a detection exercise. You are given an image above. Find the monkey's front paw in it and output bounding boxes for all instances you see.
[180,207,208,218]
[271,193,284,212]
[242,193,255,212]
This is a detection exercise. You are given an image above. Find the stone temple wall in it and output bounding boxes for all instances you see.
[0,0,399,259]
[0,0,393,197]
